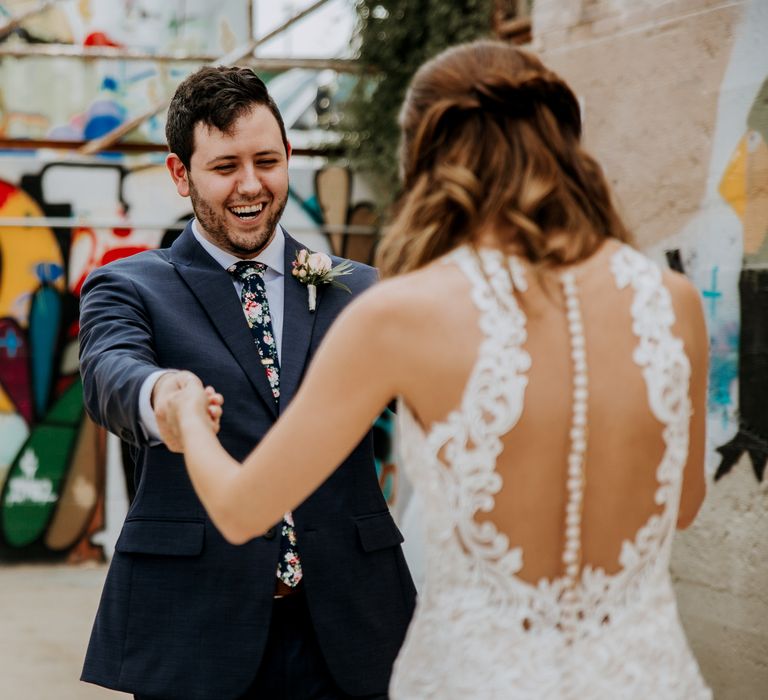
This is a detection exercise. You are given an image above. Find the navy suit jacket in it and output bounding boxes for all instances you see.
[79,223,416,700]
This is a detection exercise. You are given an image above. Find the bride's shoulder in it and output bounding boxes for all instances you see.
[372,256,466,300]
[660,266,706,341]
[660,265,700,300]
[343,257,467,328]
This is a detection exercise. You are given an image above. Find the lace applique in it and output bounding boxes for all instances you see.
[391,244,710,699]
[610,246,691,567]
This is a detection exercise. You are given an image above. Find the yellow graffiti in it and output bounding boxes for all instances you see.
[719,129,768,256]
[743,129,768,255]
[0,186,64,326]
[719,133,747,220]
[0,385,14,413]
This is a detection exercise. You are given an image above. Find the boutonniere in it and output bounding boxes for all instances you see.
[291,249,354,312]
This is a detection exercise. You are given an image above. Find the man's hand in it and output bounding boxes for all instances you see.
[152,371,205,452]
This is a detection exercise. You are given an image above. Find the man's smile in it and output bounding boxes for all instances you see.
[228,202,265,221]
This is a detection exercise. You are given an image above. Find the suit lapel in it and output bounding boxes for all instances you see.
[170,224,278,418]
[278,233,320,412]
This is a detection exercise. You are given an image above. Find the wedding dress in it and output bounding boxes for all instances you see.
[391,244,711,699]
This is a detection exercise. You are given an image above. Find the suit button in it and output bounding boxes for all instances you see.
[263,528,276,540]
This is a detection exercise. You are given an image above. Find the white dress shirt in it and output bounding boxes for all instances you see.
[138,220,286,442]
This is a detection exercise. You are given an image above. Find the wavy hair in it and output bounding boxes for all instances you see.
[166,66,288,169]
[376,40,632,276]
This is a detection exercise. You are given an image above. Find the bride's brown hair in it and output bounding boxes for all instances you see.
[376,40,632,276]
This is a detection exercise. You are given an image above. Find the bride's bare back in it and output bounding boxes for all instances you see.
[390,238,707,586]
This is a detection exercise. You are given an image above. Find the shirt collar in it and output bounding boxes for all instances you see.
[191,219,285,275]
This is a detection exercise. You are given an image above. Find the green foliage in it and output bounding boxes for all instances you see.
[342,0,494,206]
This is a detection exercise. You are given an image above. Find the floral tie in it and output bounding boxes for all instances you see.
[228,261,302,588]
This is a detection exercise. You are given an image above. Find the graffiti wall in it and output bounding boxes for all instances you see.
[1,0,249,144]
[0,151,381,562]
[0,0,392,562]
[0,1,350,148]
[650,37,768,484]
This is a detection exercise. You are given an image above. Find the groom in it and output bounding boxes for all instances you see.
[79,66,416,700]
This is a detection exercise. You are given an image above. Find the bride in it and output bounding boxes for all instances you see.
[166,40,711,698]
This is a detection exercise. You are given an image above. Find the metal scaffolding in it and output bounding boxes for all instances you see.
[0,1,529,155]
[0,0,357,155]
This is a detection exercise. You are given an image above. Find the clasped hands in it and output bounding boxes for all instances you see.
[152,370,224,452]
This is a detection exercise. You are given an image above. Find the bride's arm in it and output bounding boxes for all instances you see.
[177,285,402,544]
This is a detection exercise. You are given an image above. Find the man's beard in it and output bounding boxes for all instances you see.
[188,176,287,257]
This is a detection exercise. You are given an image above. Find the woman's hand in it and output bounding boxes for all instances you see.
[201,385,224,434]
[164,377,224,452]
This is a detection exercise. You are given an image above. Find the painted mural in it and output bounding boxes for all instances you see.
[713,76,768,482]
[1,0,249,145]
[0,153,382,561]
[0,170,101,560]
[650,0,768,484]
[0,0,393,561]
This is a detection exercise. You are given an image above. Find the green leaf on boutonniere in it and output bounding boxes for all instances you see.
[291,250,354,311]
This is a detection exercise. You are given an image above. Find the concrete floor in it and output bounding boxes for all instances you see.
[0,563,126,700]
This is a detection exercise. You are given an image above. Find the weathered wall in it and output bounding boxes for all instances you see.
[532,1,768,696]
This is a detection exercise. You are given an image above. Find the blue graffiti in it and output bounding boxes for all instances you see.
[34,262,64,284]
[0,327,21,358]
[707,319,739,428]
[702,266,723,318]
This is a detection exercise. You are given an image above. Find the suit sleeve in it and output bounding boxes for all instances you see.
[79,264,162,446]
[348,261,379,296]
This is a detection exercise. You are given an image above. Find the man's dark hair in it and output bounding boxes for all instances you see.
[166,66,289,168]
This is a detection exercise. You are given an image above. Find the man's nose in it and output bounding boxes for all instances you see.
[237,167,262,196]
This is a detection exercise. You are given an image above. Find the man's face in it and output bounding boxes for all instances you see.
[166,105,290,258]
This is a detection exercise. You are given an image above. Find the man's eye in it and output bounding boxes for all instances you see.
[214,164,235,172]
[258,160,277,167]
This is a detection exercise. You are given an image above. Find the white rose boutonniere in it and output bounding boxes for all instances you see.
[291,249,354,312]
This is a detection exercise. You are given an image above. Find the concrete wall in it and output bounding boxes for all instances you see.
[531,1,768,696]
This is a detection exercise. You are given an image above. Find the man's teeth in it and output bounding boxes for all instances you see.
[230,204,264,217]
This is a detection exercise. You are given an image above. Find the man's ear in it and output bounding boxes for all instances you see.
[285,140,292,162]
[166,153,191,197]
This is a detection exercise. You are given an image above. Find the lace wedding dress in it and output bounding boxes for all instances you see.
[391,244,711,699]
